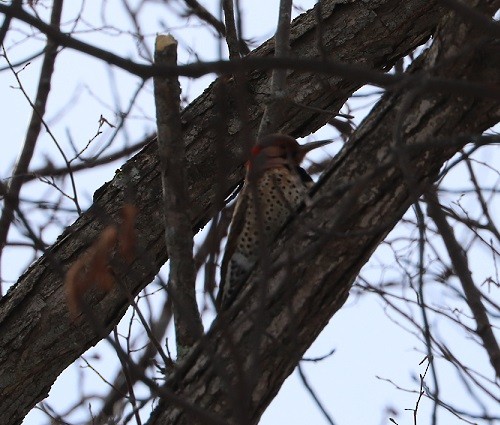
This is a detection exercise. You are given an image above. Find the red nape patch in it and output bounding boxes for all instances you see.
[251,146,262,156]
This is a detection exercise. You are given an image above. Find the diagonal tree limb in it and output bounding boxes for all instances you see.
[0,1,449,423]
[147,1,500,423]
[183,0,226,38]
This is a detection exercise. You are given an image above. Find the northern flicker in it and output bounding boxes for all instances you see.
[217,134,332,310]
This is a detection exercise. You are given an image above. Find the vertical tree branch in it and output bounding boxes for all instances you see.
[425,189,500,378]
[153,34,203,359]
[0,0,64,295]
[257,0,292,137]
[414,202,439,425]
[222,0,248,59]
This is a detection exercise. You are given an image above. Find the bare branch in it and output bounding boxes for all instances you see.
[2,2,500,102]
[112,327,142,425]
[154,34,203,358]
[258,0,292,137]
[0,0,21,46]
[183,0,226,37]
[0,0,64,296]
[23,136,153,183]
[91,294,173,424]
[222,0,248,59]
[414,203,439,425]
[425,189,500,378]
[297,364,336,425]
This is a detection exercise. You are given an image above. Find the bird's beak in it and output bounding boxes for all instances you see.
[298,139,333,154]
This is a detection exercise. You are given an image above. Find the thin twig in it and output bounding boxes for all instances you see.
[2,50,81,212]
[24,136,152,183]
[183,0,226,37]
[89,283,173,425]
[405,357,431,425]
[413,202,439,425]
[463,156,500,243]
[112,327,142,425]
[0,0,65,296]
[301,347,336,363]
[297,364,336,425]
[425,189,500,378]
[78,298,227,425]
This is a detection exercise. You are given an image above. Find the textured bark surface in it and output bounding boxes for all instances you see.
[148,2,500,424]
[0,1,453,423]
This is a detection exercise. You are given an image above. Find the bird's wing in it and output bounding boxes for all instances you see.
[217,185,250,308]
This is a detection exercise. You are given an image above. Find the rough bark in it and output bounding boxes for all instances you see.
[0,1,449,423]
[147,2,500,423]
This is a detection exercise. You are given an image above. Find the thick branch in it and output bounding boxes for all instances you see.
[148,2,500,423]
[0,1,447,423]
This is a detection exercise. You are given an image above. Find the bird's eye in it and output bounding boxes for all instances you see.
[251,146,262,156]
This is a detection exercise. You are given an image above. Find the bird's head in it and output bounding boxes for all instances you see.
[247,134,331,179]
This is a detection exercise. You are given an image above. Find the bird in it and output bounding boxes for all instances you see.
[217,133,332,310]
